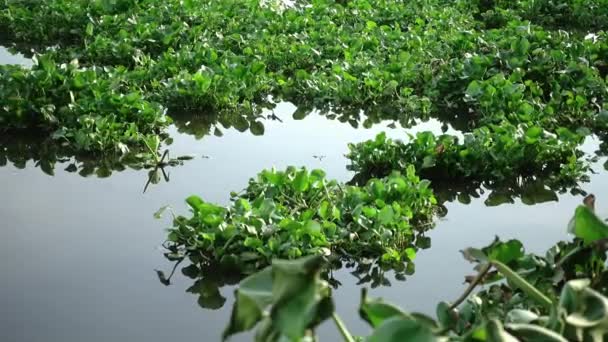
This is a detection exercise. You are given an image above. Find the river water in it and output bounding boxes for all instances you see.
[1,47,606,341]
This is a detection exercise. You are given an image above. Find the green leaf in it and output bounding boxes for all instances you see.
[223,267,273,340]
[366,317,438,342]
[436,302,458,329]
[461,248,488,263]
[483,238,524,265]
[360,288,408,328]
[572,205,608,245]
[250,121,265,136]
[153,205,171,219]
[485,320,519,342]
[525,126,543,144]
[378,206,395,225]
[506,323,568,341]
[505,309,539,324]
[186,195,205,212]
[270,255,333,340]
[293,169,310,193]
[421,155,436,169]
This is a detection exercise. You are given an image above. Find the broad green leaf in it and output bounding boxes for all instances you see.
[186,195,205,212]
[571,205,608,245]
[366,317,438,342]
[483,238,524,265]
[505,309,539,324]
[506,323,568,342]
[436,302,458,329]
[293,169,310,193]
[270,256,333,340]
[223,267,273,340]
[360,288,409,328]
[486,320,519,342]
[378,206,395,225]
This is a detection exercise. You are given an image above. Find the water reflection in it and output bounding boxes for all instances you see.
[433,176,587,209]
[156,229,432,311]
[0,132,188,192]
[169,108,283,140]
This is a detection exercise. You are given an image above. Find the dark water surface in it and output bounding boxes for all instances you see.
[1,48,607,341]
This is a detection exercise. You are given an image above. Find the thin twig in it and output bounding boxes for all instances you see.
[449,263,492,310]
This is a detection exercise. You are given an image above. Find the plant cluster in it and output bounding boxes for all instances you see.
[347,122,588,187]
[1,0,607,156]
[223,204,608,341]
[162,166,436,274]
[0,57,170,154]
[477,0,608,31]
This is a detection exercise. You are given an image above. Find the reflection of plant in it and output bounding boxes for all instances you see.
[161,166,436,274]
[156,245,428,312]
[0,131,190,194]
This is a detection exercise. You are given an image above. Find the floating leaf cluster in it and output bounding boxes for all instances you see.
[347,122,589,188]
[164,166,436,274]
[1,0,607,156]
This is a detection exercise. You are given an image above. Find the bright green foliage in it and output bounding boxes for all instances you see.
[0,57,170,154]
[225,229,608,341]
[571,205,608,245]
[1,0,608,155]
[223,255,334,341]
[458,236,608,329]
[164,166,436,273]
[479,0,608,31]
[347,122,587,186]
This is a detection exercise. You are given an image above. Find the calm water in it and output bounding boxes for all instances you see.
[1,47,607,341]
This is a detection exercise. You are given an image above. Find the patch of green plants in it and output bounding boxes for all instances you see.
[435,23,608,132]
[346,122,589,188]
[222,204,608,341]
[0,56,171,154]
[476,0,608,31]
[160,166,437,274]
[2,0,607,157]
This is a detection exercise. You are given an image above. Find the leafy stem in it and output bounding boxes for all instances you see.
[490,260,553,310]
[449,262,492,310]
[450,260,552,311]
[332,312,355,342]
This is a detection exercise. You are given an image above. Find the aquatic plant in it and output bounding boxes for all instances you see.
[223,211,608,341]
[1,0,607,157]
[161,166,436,274]
[0,57,170,154]
[346,122,588,187]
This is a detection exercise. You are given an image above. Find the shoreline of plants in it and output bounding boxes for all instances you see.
[1,0,607,158]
